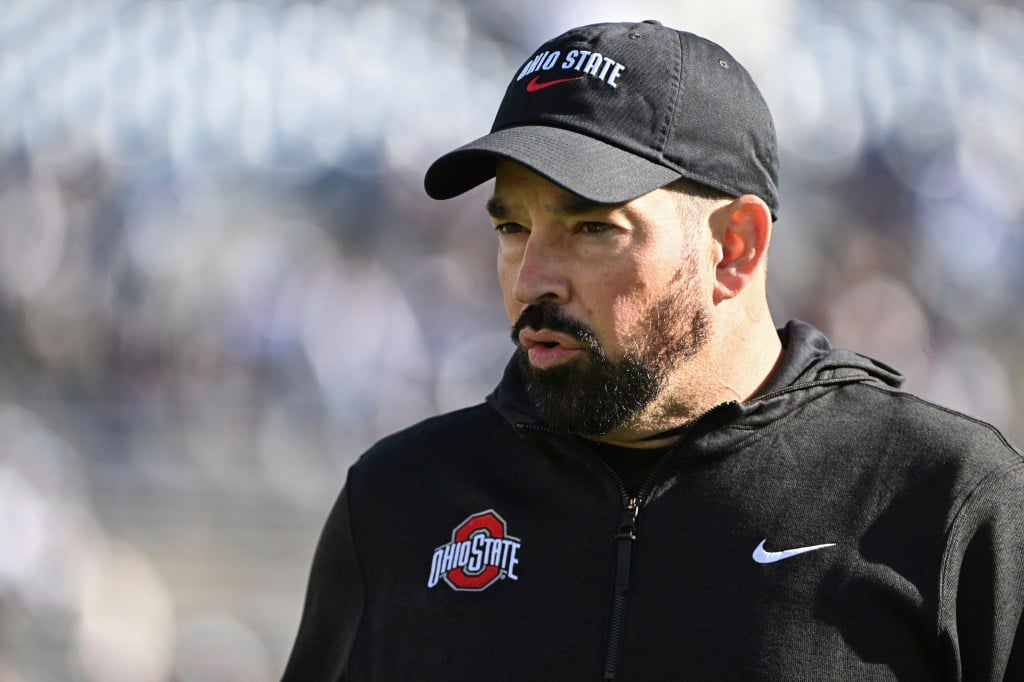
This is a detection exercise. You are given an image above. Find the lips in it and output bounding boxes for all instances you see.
[518,328,585,369]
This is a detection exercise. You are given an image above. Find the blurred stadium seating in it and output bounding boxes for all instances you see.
[0,0,1021,678]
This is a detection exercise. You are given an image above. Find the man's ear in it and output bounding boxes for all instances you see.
[712,195,772,304]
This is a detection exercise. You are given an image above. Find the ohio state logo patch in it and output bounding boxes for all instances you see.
[427,509,521,591]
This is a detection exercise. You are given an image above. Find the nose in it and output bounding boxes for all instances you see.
[511,233,570,305]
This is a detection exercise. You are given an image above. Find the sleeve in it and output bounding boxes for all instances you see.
[939,461,1024,681]
[282,485,364,682]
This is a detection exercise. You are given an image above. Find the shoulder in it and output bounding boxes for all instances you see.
[843,382,1023,501]
[348,403,513,479]
[786,377,1023,506]
[368,403,508,454]
[873,386,1020,465]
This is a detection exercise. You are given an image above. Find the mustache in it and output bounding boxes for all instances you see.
[510,302,601,353]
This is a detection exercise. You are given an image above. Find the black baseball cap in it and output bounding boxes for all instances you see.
[424,20,779,219]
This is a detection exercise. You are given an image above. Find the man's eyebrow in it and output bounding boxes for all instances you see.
[485,197,508,219]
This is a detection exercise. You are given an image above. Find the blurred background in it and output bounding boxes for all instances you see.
[0,0,1021,678]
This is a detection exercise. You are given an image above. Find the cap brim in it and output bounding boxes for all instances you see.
[424,126,682,203]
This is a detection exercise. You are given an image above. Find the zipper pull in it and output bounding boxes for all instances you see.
[613,497,640,594]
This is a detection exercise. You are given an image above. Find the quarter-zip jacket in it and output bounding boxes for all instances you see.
[283,320,1024,681]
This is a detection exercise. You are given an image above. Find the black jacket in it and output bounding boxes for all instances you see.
[284,320,1024,681]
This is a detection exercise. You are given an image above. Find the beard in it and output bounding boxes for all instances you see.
[511,272,710,438]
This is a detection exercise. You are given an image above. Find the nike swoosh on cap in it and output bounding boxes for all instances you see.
[525,75,584,92]
[752,539,836,564]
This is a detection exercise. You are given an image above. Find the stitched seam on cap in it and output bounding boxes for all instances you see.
[657,29,684,162]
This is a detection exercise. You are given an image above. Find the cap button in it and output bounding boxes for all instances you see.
[642,19,663,26]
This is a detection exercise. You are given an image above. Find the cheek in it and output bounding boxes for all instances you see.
[607,291,653,337]
[504,299,525,325]
[582,270,652,340]
[600,258,699,343]
[497,258,523,323]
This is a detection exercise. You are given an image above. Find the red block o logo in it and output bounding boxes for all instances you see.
[427,510,522,592]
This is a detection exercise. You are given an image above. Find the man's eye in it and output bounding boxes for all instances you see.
[580,222,611,234]
[494,222,525,235]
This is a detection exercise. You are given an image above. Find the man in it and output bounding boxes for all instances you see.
[284,20,1023,681]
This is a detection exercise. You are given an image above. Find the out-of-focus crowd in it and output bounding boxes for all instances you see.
[0,0,1020,679]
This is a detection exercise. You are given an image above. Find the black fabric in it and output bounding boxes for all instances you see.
[424,20,779,218]
[283,320,1024,681]
[588,440,672,497]
[281,488,362,681]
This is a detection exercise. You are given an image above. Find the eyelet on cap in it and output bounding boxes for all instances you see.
[633,19,661,38]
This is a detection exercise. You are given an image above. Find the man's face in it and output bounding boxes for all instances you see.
[489,161,712,438]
